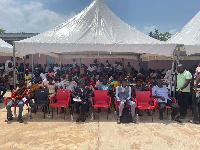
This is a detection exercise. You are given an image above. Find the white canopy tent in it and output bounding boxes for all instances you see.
[15,0,176,58]
[167,11,200,56]
[0,38,13,56]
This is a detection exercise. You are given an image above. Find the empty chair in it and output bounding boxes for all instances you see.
[91,90,111,119]
[135,91,156,122]
[49,89,71,119]
[29,89,49,119]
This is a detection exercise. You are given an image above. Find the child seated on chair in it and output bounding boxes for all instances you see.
[116,79,136,124]
[45,77,58,98]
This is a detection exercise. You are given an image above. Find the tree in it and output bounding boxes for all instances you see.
[149,29,172,41]
[0,28,6,34]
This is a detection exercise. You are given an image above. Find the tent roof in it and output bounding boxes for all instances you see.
[15,0,175,57]
[167,11,200,55]
[0,38,13,56]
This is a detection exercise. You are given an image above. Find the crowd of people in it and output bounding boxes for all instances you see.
[1,58,200,124]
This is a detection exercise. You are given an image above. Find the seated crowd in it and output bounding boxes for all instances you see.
[1,58,200,125]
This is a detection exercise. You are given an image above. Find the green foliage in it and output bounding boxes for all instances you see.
[0,28,6,34]
[149,29,172,41]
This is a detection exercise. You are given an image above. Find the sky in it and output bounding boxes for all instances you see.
[0,0,199,35]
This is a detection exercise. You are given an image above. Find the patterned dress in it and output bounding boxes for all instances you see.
[46,83,57,98]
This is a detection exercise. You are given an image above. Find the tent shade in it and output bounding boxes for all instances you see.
[0,38,13,56]
[167,11,200,55]
[15,0,175,57]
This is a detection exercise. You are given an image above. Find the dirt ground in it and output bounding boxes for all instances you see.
[0,92,200,150]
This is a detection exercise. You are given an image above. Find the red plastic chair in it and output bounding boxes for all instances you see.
[135,91,157,122]
[91,90,111,119]
[149,86,153,98]
[49,89,71,119]
[5,96,29,117]
[114,97,135,108]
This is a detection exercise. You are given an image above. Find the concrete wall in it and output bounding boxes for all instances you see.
[148,60,199,70]
[0,55,198,71]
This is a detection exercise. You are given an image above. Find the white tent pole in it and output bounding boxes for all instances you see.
[170,48,176,96]
[32,54,34,74]
[177,44,181,64]
[173,51,178,98]
[13,42,16,88]
[173,44,181,98]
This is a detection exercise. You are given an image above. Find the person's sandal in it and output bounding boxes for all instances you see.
[76,118,81,122]
[188,120,199,124]
[175,117,183,123]
[18,119,24,123]
[4,117,13,122]
[81,117,86,122]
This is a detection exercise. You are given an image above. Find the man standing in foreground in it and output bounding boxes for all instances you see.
[176,64,192,119]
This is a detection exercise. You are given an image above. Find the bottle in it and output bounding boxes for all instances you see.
[91,112,94,120]
[114,110,117,118]
[196,92,199,97]
[136,114,139,123]
[46,114,51,119]
[71,115,73,123]
[169,115,172,122]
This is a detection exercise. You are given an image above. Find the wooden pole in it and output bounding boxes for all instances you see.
[122,58,124,69]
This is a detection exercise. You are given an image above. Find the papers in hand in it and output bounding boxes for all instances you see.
[73,98,82,102]
[22,97,27,102]
[117,99,126,102]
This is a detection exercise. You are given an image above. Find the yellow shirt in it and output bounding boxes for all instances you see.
[110,81,119,89]
[25,74,32,86]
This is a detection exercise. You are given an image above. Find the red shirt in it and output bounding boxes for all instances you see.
[25,67,32,72]
[11,87,29,100]
[90,80,95,86]
[48,72,54,77]
[72,68,78,74]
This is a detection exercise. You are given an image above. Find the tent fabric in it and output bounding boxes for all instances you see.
[167,11,200,55]
[15,0,175,57]
[0,38,13,56]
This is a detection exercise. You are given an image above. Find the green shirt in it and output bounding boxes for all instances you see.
[177,70,192,92]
